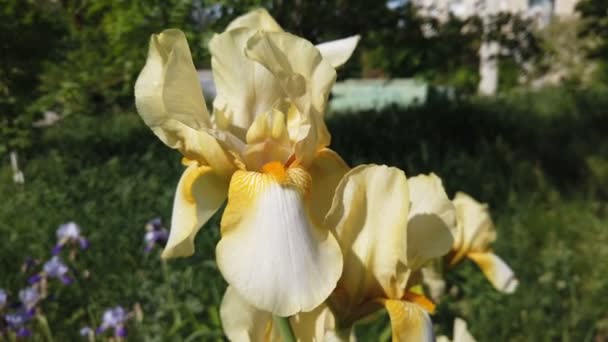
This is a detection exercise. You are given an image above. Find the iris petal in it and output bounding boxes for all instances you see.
[162,162,228,258]
[216,168,342,316]
[467,252,518,293]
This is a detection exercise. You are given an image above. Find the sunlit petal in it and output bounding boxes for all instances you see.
[221,285,349,342]
[325,165,410,310]
[216,167,342,316]
[225,8,283,32]
[405,173,456,270]
[210,28,284,140]
[315,35,361,68]
[453,317,477,342]
[308,148,349,225]
[135,29,208,145]
[291,303,347,342]
[245,31,336,164]
[135,29,236,176]
[220,286,275,342]
[381,299,435,342]
[450,192,497,265]
[421,264,446,302]
[162,162,228,258]
[467,252,518,293]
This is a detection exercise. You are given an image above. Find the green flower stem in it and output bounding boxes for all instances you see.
[37,313,54,342]
[273,315,296,342]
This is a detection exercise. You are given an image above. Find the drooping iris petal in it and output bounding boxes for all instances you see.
[405,173,456,270]
[437,317,477,342]
[135,29,236,177]
[209,28,284,140]
[381,299,435,342]
[216,167,342,316]
[220,286,276,342]
[308,148,349,225]
[315,35,361,69]
[325,165,410,311]
[220,286,347,342]
[450,192,497,264]
[452,317,477,342]
[162,161,228,258]
[244,31,337,165]
[467,252,518,293]
[225,8,283,32]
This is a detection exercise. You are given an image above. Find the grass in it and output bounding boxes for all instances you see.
[1,85,608,340]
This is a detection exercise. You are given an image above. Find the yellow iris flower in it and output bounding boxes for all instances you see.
[134,9,359,316]
[447,192,518,293]
[219,166,457,341]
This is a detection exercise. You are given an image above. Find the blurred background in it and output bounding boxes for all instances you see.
[1,0,607,340]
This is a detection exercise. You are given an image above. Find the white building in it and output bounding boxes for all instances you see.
[410,0,579,94]
[412,0,578,21]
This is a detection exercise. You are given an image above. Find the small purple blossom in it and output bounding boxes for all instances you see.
[4,308,34,329]
[97,306,131,338]
[0,288,7,309]
[28,274,42,285]
[80,326,93,337]
[144,218,168,252]
[18,287,40,310]
[17,327,32,337]
[43,256,72,284]
[54,222,89,255]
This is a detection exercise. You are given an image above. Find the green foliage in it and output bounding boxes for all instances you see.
[577,0,608,82]
[0,0,65,154]
[33,0,218,118]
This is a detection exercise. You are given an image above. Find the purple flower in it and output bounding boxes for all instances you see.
[144,218,168,252]
[43,256,72,284]
[0,288,7,309]
[18,287,40,310]
[116,326,128,338]
[17,327,32,337]
[5,308,33,328]
[56,222,81,240]
[97,306,130,338]
[54,222,89,254]
[28,274,42,285]
[80,326,93,337]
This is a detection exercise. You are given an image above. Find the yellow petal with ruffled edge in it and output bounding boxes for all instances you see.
[381,299,435,342]
[245,31,336,165]
[220,286,276,342]
[450,192,497,265]
[161,161,228,259]
[315,35,361,69]
[135,29,236,178]
[405,173,456,270]
[209,28,284,140]
[467,252,518,293]
[325,165,410,311]
[308,148,350,225]
[225,8,283,32]
[216,165,342,316]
